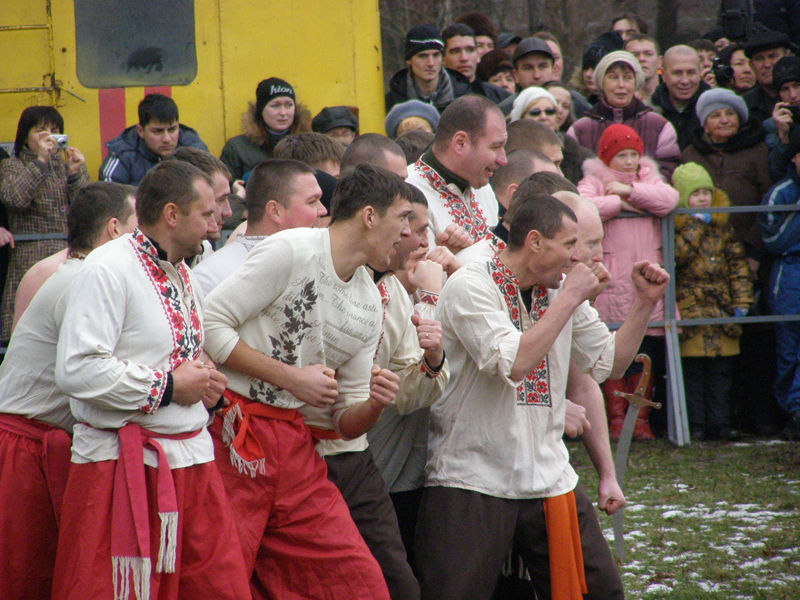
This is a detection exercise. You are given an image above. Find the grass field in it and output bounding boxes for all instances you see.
[569,437,800,599]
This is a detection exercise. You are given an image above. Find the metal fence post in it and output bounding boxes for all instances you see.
[661,213,690,446]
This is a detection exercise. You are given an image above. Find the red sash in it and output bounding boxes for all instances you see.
[108,422,202,600]
[220,389,341,478]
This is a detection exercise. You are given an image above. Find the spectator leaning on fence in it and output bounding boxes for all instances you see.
[577,124,679,440]
[672,162,753,442]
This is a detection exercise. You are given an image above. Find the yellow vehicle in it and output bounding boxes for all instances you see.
[0,0,385,177]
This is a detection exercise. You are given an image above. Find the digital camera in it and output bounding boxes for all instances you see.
[50,134,68,149]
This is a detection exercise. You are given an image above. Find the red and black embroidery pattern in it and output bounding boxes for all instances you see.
[487,255,551,406]
[484,231,506,255]
[373,279,391,360]
[414,159,488,241]
[130,229,203,412]
[417,290,439,306]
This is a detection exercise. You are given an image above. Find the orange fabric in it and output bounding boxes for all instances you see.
[307,426,341,442]
[542,490,587,600]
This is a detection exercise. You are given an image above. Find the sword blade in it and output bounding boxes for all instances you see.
[612,398,640,562]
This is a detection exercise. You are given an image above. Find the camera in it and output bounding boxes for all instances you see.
[50,134,68,150]
[788,105,800,125]
[712,57,734,89]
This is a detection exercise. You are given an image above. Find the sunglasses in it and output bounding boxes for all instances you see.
[528,108,557,117]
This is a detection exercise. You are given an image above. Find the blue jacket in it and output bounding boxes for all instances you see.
[98,124,208,185]
[760,169,800,257]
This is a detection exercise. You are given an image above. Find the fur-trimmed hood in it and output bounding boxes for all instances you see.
[240,101,311,146]
[675,187,731,228]
[580,155,664,186]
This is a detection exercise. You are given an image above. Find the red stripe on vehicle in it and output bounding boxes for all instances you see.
[98,88,126,160]
[144,86,172,97]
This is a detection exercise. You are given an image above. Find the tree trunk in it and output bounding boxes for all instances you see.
[656,0,679,52]
[528,0,545,33]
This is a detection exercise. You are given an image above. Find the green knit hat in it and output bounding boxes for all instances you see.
[672,162,715,209]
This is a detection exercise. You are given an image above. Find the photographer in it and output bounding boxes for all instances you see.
[764,56,800,180]
[0,106,88,343]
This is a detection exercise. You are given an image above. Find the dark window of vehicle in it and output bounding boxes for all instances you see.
[74,0,197,87]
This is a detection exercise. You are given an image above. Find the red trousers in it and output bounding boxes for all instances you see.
[209,412,390,600]
[51,459,251,600]
[0,422,69,600]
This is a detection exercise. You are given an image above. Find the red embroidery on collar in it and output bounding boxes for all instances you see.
[414,159,489,241]
[487,255,551,406]
[484,231,506,255]
[130,229,203,375]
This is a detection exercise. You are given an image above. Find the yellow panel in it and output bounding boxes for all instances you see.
[0,0,384,175]
[219,0,385,139]
[0,30,51,89]
[3,0,47,24]
[171,0,225,157]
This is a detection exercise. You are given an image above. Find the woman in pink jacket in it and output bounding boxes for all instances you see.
[577,124,678,440]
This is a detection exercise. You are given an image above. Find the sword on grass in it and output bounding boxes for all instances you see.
[611,353,661,562]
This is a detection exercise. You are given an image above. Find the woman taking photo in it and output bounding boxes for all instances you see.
[0,105,88,341]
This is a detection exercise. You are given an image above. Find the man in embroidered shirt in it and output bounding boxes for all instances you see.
[0,182,137,600]
[367,185,450,574]
[166,147,234,267]
[193,158,327,294]
[406,95,507,253]
[203,165,415,600]
[52,161,250,600]
[415,193,669,599]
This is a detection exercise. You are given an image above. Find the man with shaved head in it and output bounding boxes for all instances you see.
[341,133,410,178]
[492,149,558,214]
[505,120,562,165]
[652,45,709,149]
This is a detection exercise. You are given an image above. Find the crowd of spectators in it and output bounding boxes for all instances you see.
[2,4,800,599]
[1,7,799,443]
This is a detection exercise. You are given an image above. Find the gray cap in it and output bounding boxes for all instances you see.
[512,37,554,65]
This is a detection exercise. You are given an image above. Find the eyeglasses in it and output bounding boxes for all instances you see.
[528,108,556,117]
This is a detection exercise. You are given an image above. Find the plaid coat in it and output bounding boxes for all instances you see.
[0,147,89,340]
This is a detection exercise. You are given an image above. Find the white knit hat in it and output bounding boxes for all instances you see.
[509,86,558,123]
[593,50,645,93]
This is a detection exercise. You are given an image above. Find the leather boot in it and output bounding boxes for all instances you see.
[600,378,628,441]
[628,371,655,441]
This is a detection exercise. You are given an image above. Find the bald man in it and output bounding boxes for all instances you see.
[652,45,710,149]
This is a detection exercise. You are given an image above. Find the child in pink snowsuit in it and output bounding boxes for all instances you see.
[577,123,678,440]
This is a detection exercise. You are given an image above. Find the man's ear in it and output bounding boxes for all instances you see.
[451,131,470,155]
[265,199,283,224]
[505,183,519,203]
[361,205,376,229]
[136,124,145,139]
[163,202,179,228]
[526,228,543,252]
[106,217,121,239]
